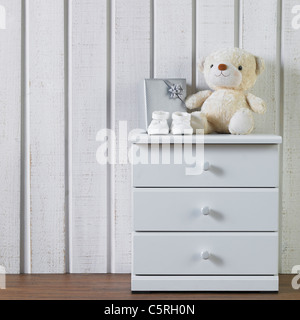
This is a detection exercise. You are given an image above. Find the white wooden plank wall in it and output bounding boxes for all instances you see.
[240,0,280,134]
[0,0,22,274]
[154,0,193,95]
[0,0,299,274]
[281,0,300,273]
[71,0,108,273]
[197,0,236,91]
[29,0,66,273]
[112,0,152,273]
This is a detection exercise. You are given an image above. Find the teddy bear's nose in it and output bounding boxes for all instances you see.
[218,64,228,71]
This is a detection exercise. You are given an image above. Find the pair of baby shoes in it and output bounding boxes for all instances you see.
[148,111,193,135]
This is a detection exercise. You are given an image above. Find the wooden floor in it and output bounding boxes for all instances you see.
[0,274,299,300]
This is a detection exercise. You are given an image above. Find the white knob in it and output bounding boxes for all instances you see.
[201,206,210,216]
[202,161,210,171]
[201,251,210,260]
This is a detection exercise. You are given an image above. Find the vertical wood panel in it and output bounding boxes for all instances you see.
[0,0,22,274]
[240,0,279,134]
[281,0,300,273]
[0,0,296,276]
[112,0,151,273]
[196,0,235,90]
[71,0,107,273]
[154,0,193,95]
[21,0,31,274]
[29,0,66,273]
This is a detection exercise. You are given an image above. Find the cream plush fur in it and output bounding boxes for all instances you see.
[186,48,266,135]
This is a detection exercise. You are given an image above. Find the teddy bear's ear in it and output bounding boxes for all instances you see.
[198,57,206,73]
[255,56,265,75]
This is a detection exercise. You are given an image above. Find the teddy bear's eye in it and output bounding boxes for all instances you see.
[210,64,214,69]
[238,66,243,71]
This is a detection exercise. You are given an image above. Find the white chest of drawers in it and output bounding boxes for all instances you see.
[131,134,282,292]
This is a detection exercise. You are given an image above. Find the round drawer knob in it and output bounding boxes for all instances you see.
[201,251,210,260]
[201,206,210,216]
[202,161,210,171]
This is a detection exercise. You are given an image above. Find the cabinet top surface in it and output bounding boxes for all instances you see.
[130,133,282,145]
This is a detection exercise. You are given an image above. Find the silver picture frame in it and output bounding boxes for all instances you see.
[143,78,187,131]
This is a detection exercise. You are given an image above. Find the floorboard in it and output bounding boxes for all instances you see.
[0,274,298,300]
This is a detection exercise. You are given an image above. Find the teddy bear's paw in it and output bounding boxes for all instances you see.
[256,101,267,115]
[185,96,197,110]
[229,108,254,135]
[247,93,267,114]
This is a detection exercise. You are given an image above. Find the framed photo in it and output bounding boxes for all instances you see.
[144,78,187,131]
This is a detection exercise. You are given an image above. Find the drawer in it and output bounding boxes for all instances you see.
[132,144,279,187]
[133,188,278,231]
[133,233,278,275]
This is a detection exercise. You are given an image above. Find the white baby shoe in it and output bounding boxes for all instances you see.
[171,112,193,135]
[147,111,170,135]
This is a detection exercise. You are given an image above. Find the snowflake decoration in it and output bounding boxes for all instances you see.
[168,84,184,99]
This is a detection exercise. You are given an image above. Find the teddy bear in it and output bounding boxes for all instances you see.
[185,48,266,135]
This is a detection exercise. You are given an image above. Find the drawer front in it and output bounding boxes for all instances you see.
[133,188,278,231]
[133,144,279,187]
[133,233,278,275]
